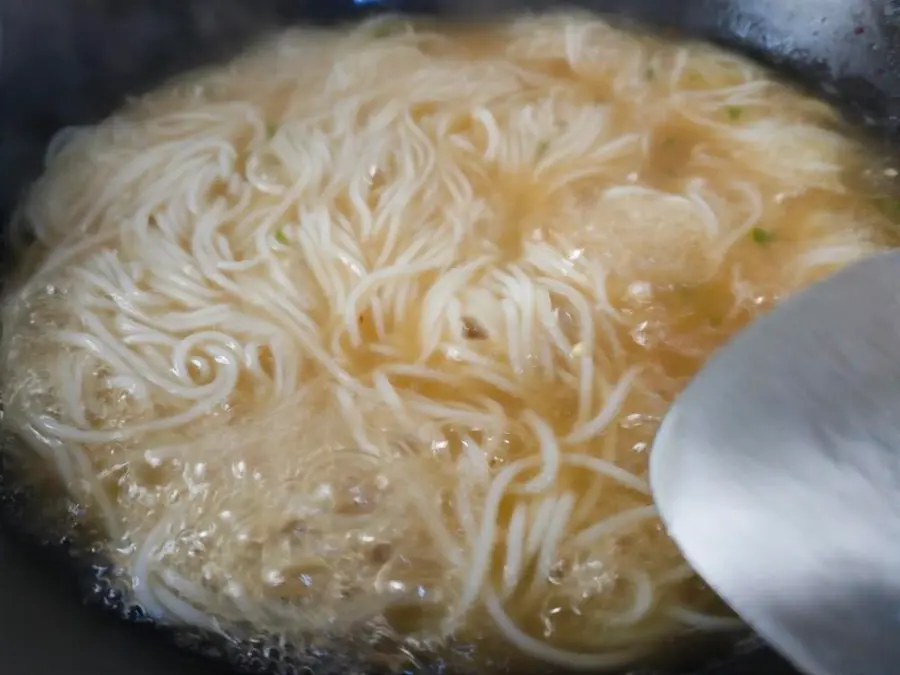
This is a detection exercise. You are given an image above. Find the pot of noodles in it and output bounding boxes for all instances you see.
[0,1,897,674]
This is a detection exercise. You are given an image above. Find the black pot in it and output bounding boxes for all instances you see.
[0,1,896,674]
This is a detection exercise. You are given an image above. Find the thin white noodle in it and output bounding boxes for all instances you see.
[563,454,650,494]
[572,505,658,546]
[526,496,559,558]
[444,456,539,632]
[502,503,528,596]
[606,570,655,627]
[0,11,880,670]
[667,606,745,631]
[533,491,575,588]
[519,410,560,493]
[566,367,642,444]
[484,588,642,669]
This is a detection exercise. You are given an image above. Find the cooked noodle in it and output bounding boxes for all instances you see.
[2,11,898,672]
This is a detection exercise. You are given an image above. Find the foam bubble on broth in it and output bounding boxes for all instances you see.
[2,11,899,673]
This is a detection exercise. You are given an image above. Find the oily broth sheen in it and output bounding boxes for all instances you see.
[2,12,900,674]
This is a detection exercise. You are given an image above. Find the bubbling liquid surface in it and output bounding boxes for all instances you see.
[2,12,899,674]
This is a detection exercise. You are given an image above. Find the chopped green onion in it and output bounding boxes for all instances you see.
[536,140,549,157]
[275,230,288,245]
[751,227,775,244]
[727,106,743,121]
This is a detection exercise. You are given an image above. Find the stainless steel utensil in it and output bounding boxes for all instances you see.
[650,249,900,675]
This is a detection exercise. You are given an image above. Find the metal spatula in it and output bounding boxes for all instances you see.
[649,250,900,675]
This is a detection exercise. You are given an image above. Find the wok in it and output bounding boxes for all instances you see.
[0,1,897,674]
